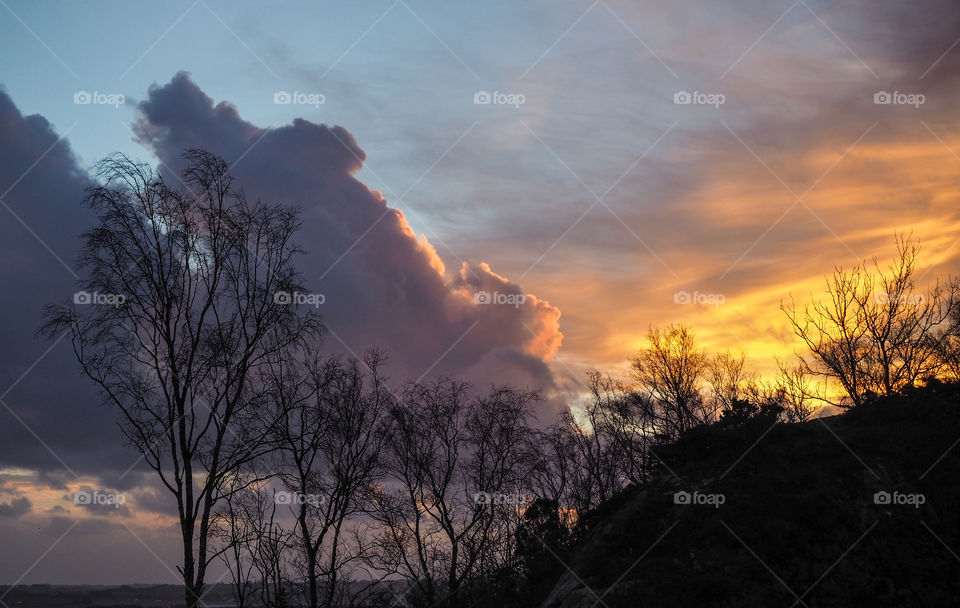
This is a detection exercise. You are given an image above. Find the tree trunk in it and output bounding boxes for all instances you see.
[307,550,318,608]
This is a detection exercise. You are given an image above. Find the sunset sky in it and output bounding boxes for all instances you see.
[2,0,960,584]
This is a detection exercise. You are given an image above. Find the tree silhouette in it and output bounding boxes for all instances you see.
[368,379,538,607]
[783,235,960,407]
[270,351,391,608]
[43,150,323,608]
[632,324,713,437]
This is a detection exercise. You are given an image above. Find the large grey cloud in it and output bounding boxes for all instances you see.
[0,76,566,583]
[0,69,565,482]
[0,91,174,581]
[0,90,142,479]
[132,72,563,389]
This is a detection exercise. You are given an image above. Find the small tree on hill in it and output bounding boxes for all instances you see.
[783,235,960,407]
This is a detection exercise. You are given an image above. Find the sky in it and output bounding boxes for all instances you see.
[1,0,960,584]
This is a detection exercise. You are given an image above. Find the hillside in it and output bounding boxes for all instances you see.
[539,382,960,607]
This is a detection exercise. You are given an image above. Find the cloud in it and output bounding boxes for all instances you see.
[0,90,141,479]
[0,515,185,584]
[67,486,132,518]
[0,74,565,583]
[132,72,563,390]
[485,0,960,370]
[0,496,31,518]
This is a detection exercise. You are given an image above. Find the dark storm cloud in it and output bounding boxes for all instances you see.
[132,72,562,389]
[0,75,565,581]
[0,91,144,479]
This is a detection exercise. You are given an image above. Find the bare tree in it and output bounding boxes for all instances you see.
[707,350,751,414]
[631,324,712,437]
[783,235,959,407]
[527,424,574,516]
[212,476,304,608]
[212,474,264,608]
[42,150,323,608]
[270,351,392,608]
[771,360,820,422]
[252,491,296,608]
[545,373,641,515]
[939,307,960,382]
[369,379,537,607]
